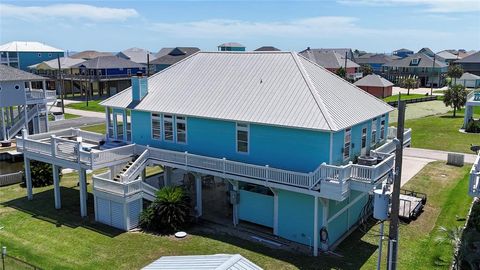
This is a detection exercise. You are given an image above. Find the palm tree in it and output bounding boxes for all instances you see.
[401,76,418,95]
[435,226,464,270]
[140,186,190,233]
[447,64,464,85]
[361,64,373,75]
[443,84,468,117]
[336,67,346,78]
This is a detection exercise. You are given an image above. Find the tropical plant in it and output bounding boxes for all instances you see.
[435,226,464,270]
[447,64,464,85]
[400,76,418,95]
[139,186,190,233]
[23,160,58,187]
[443,84,468,117]
[336,67,346,78]
[361,64,373,75]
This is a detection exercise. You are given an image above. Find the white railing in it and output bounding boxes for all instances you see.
[375,128,412,154]
[350,154,395,184]
[90,144,136,167]
[76,129,105,143]
[93,171,143,196]
[44,90,57,100]
[121,149,150,182]
[8,105,38,139]
[469,154,480,197]
[0,171,23,187]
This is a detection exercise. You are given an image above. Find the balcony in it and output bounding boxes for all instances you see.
[25,89,57,103]
[19,127,405,201]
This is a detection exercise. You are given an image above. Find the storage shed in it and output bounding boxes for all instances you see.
[354,74,394,98]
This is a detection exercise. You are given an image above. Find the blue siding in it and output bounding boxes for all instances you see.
[18,51,64,71]
[238,190,273,227]
[131,110,330,172]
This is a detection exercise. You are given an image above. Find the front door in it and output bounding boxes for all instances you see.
[361,126,368,156]
[113,111,124,141]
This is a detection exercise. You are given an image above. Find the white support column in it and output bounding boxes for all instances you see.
[321,198,329,251]
[231,180,239,227]
[79,168,87,217]
[1,107,6,141]
[53,164,61,209]
[313,196,319,257]
[269,187,279,235]
[195,173,202,217]
[24,157,33,200]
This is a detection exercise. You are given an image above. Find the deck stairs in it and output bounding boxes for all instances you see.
[113,158,137,182]
[7,105,39,140]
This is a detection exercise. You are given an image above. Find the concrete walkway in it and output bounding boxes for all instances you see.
[400,147,477,187]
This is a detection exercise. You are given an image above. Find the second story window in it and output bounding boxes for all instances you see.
[344,128,351,161]
[236,123,249,153]
[163,114,174,141]
[176,116,186,143]
[371,118,377,145]
[152,113,161,140]
[361,127,367,149]
[380,115,386,140]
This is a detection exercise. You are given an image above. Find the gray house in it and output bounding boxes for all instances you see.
[455,51,480,76]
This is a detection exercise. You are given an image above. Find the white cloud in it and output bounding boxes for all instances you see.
[0,3,139,22]
[338,0,480,13]
[149,16,452,42]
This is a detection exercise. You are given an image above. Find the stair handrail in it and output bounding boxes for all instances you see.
[121,148,150,182]
[8,105,38,139]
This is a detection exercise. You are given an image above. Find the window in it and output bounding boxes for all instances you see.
[361,127,367,149]
[14,84,20,90]
[176,116,187,143]
[115,113,124,140]
[380,115,386,140]
[151,113,161,140]
[236,123,249,153]
[163,114,174,141]
[371,118,377,145]
[410,58,420,65]
[344,128,351,161]
[126,110,132,141]
[37,53,42,57]
[48,53,52,57]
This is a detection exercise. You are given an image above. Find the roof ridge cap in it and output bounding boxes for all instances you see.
[291,52,337,131]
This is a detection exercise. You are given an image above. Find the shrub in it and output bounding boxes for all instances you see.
[465,120,480,133]
[23,160,59,187]
[139,186,190,234]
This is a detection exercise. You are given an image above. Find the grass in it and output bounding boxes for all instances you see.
[80,123,106,134]
[383,94,430,102]
[398,107,480,154]
[389,101,451,124]
[0,162,472,269]
[65,100,105,113]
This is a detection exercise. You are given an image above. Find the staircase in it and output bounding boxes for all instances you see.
[7,105,39,140]
[113,158,137,182]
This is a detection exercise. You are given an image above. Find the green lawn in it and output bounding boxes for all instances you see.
[65,100,105,113]
[399,108,480,154]
[80,123,106,134]
[383,94,431,102]
[0,162,471,269]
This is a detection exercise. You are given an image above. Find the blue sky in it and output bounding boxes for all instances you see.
[1,0,479,53]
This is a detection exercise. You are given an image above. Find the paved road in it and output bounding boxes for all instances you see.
[49,116,104,131]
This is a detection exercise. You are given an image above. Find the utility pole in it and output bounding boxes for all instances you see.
[430,54,436,96]
[147,53,150,77]
[344,51,348,80]
[57,56,65,114]
[387,96,406,270]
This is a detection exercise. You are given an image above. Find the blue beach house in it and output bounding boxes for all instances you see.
[0,41,64,71]
[18,51,411,256]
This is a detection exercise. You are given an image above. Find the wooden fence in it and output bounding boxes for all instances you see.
[0,171,23,187]
[387,95,438,107]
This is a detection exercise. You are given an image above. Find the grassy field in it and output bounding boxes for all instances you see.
[383,94,430,102]
[0,162,471,269]
[399,108,480,154]
[66,100,104,113]
[389,101,451,124]
[80,123,106,134]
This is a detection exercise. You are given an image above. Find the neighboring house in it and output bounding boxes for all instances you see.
[382,52,448,87]
[218,42,246,51]
[18,52,411,258]
[70,50,113,60]
[355,54,398,74]
[310,48,354,60]
[69,56,147,96]
[116,47,156,65]
[254,46,281,51]
[28,57,85,91]
[457,72,480,88]
[0,65,56,141]
[417,47,435,57]
[392,48,414,59]
[436,50,459,64]
[299,48,362,80]
[354,74,394,98]
[150,47,200,72]
[0,41,64,71]
[142,254,261,270]
[455,51,480,76]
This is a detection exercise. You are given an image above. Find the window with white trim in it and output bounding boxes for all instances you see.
[380,115,386,140]
[236,123,249,153]
[344,128,351,161]
[163,114,174,141]
[151,113,161,140]
[176,116,186,143]
[126,110,131,141]
[371,118,377,145]
[361,127,367,149]
[107,108,114,138]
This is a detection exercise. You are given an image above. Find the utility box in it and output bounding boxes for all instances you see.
[373,189,391,221]
[447,153,464,167]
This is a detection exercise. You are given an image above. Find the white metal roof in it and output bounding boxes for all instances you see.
[354,74,394,87]
[142,254,262,270]
[0,41,63,52]
[101,51,393,132]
